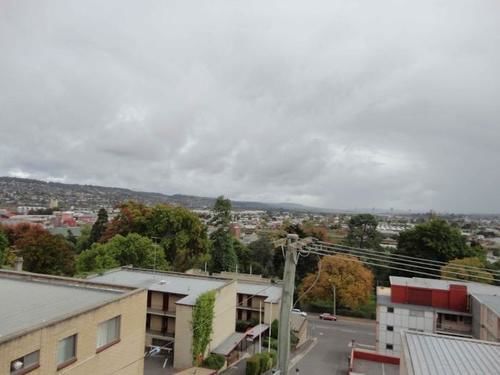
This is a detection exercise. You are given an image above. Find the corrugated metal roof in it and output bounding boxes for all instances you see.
[211,332,246,356]
[89,269,228,305]
[246,324,269,339]
[0,277,122,342]
[402,331,500,375]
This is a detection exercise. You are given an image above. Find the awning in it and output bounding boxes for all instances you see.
[246,324,269,340]
[211,332,247,356]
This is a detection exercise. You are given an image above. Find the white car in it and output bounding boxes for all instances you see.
[291,308,307,317]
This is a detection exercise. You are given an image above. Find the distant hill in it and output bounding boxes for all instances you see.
[0,176,330,212]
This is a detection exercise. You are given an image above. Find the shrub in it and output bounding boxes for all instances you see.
[269,350,277,366]
[202,353,225,370]
[246,355,260,375]
[262,337,278,351]
[257,352,272,373]
[270,319,279,339]
[236,320,251,332]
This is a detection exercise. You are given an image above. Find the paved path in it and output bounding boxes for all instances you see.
[291,316,376,375]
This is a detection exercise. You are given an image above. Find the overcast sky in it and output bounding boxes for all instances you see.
[1,0,499,213]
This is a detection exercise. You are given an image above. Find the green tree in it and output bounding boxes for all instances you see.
[396,218,481,277]
[101,201,151,241]
[210,228,237,273]
[345,214,382,249]
[233,239,251,273]
[89,208,108,245]
[76,245,119,274]
[0,231,8,267]
[145,205,210,271]
[441,257,494,284]
[76,233,168,274]
[76,224,92,253]
[397,218,478,262]
[248,236,275,277]
[101,202,210,272]
[211,196,232,227]
[16,231,76,276]
[66,229,77,246]
[210,197,238,272]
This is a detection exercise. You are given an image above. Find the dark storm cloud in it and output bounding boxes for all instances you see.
[1,0,499,213]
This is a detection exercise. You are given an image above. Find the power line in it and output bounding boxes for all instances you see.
[308,243,500,279]
[306,247,496,284]
[293,255,321,307]
[315,240,500,276]
[305,249,487,284]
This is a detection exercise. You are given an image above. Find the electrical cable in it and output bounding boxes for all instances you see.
[315,240,500,276]
[308,244,499,279]
[306,247,496,283]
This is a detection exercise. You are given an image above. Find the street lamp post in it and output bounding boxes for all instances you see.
[332,285,336,316]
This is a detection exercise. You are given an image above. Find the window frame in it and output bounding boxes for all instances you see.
[96,315,121,353]
[386,343,394,350]
[57,334,78,370]
[10,350,40,375]
[387,325,394,331]
[387,306,394,313]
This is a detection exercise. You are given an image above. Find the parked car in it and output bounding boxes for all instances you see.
[291,308,308,317]
[319,313,337,321]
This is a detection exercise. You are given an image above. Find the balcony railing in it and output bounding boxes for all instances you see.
[148,307,176,317]
[147,329,175,339]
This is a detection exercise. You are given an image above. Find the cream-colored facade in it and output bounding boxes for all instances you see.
[0,272,147,375]
[174,281,237,369]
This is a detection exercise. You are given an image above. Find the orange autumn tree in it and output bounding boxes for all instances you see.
[299,255,374,310]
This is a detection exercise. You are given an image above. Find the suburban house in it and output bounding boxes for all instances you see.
[0,269,147,375]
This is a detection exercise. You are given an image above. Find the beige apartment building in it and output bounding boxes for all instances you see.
[0,269,146,375]
[189,270,282,325]
[90,268,241,370]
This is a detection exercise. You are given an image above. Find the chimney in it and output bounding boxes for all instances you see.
[15,257,23,272]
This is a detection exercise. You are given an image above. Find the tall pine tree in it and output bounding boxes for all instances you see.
[210,196,237,272]
[89,208,108,245]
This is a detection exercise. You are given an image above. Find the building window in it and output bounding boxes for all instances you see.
[387,326,394,331]
[96,316,121,352]
[386,344,393,350]
[387,307,394,313]
[57,334,77,370]
[10,350,40,375]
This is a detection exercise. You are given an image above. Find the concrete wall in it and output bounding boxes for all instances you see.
[263,302,280,325]
[0,290,147,375]
[173,304,194,370]
[174,281,237,370]
[377,304,434,355]
[151,291,163,310]
[210,281,237,352]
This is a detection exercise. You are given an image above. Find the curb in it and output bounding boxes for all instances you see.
[289,337,318,369]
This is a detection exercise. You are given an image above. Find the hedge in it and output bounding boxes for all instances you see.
[202,353,225,370]
[246,355,260,375]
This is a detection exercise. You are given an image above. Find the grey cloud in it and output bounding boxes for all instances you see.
[1,0,499,213]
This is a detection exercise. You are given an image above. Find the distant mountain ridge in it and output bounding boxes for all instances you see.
[0,176,329,212]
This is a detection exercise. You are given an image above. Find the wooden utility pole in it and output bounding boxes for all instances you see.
[277,233,299,374]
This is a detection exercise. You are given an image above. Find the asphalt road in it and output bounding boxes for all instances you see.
[291,315,376,375]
